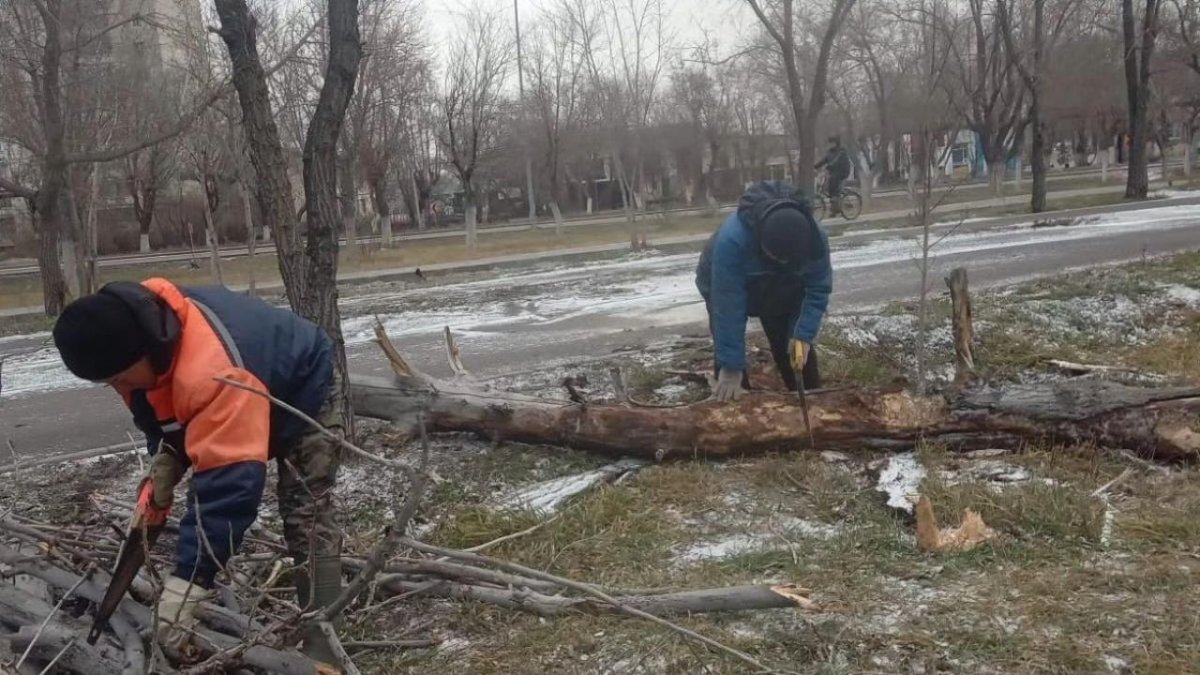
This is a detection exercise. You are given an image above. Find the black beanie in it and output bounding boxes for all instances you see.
[53,292,149,381]
[759,206,813,264]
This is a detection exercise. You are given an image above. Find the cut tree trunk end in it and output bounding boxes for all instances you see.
[352,325,1200,462]
[946,267,976,385]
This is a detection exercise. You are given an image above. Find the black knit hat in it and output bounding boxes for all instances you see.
[759,206,813,264]
[53,291,150,381]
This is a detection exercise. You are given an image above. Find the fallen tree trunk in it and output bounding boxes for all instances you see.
[350,327,1200,461]
[375,576,812,617]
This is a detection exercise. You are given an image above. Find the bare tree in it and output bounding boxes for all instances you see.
[999,0,1087,211]
[213,0,362,432]
[1123,0,1164,198]
[438,6,512,250]
[524,5,587,232]
[742,0,858,192]
[344,0,427,248]
[0,0,230,314]
[670,44,736,208]
[562,0,670,248]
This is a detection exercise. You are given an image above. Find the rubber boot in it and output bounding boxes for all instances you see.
[298,555,343,664]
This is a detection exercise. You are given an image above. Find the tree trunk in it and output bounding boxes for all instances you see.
[410,171,425,233]
[549,200,564,237]
[988,159,1006,195]
[1184,124,1194,178]
[241,179,256,297]
[62,176,86,298]
[350,368,1200,462]
[1030,95,1047,212]
[465,200,478,250]
[202,198,223,285]
[370,174,392,247]
[1122,0,1162,200]
[34,0,69,316]
[946,268,975,385]
[339,152,358,260]
[300,0,363,434]
[84,163,100,293]
[214,0,303,308]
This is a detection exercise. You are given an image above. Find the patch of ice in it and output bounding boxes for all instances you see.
[436,637,471,654]
[1160,283,1200,306]
[876,452,926,514]
[493,459,646,514]
[0,346,92,399]
[676,516,840,563]
[651,382,690,403]
[1103,655,1129,672]
[677,533,771,562]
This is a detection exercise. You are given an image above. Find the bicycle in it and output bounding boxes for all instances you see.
[811,173,863,221]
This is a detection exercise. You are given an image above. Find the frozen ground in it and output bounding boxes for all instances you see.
[2,246,1200,673]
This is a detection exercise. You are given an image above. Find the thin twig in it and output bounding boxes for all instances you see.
[1091,468,1135,498]
[213,376,419,481]
[398,539,776,673]
[342,639,440,652]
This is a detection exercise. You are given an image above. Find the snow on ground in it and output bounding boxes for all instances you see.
[675,516,842,564]
[1,344,94,398]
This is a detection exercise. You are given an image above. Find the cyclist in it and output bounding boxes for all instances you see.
[814,135,853,217]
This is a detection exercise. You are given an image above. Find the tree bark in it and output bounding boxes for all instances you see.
[1123,0,1163,199]
[202,194,223,285]
[370,174,392,247]
[352,374,1200,462]
[946,268,975,385]
[301,0,363,433]
[339,152,358,260]
[214,0,304,308]
[351,329,1200,462]
[241,179,257,296]
[34,0,70,316]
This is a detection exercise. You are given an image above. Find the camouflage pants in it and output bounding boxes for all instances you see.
[273,390,344,564]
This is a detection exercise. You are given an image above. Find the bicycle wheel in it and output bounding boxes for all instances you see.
[811,194,827,221]
[839,189,863,221]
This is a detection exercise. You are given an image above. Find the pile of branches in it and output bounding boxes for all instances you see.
[0,407,814,675]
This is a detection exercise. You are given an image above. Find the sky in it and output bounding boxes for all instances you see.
[421,0,755,64]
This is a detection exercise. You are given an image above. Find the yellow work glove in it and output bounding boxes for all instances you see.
[788,339,811,373]
[156,576,212,651]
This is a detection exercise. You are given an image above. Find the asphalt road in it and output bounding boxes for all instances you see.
[3,200,1199,460]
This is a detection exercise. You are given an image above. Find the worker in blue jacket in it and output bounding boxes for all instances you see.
[695,180,833,400]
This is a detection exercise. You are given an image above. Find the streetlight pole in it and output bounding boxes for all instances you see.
[515,0,536,224]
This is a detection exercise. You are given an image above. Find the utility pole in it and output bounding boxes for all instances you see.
[515,0,536,224]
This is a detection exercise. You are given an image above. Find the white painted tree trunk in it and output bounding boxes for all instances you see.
[465,203,478,250]
[1185,127,1194,178]
[549,200,564,237]
[202,203,223,284]
[59,239,80,300]
[586,196,593,214]
[410,173,424,233]
[139,232,151,253]
[380,213,393,247]
[241,181,256,297]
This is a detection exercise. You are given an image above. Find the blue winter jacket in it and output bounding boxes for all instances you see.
[695,181,833,371]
